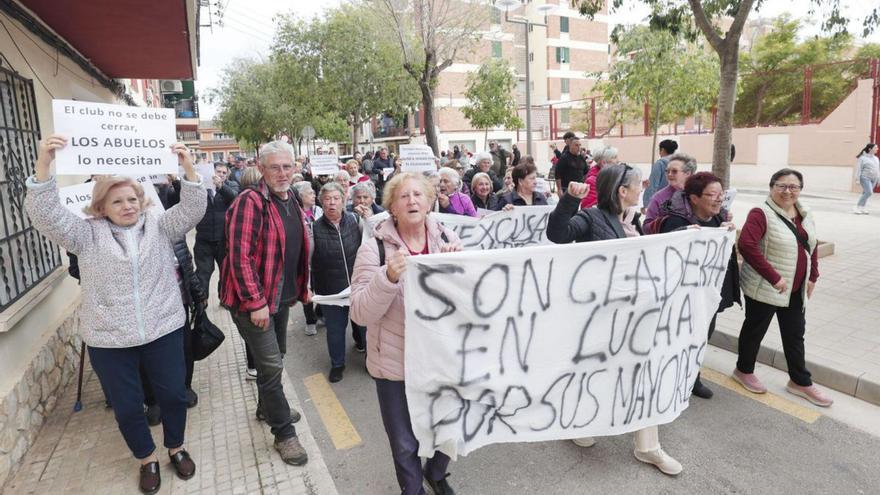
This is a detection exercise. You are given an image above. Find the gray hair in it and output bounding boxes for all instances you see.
[319,181,346,201]
[334,169,351,183]
[351,181,376,199]
[593,146,619,164]
[667,152,697,175]
[471,172,492,191]
[597,163,642,215]
[293,181,314,197]
[473,151,492,165]
[437,167,461,190]
[258,140,295,166]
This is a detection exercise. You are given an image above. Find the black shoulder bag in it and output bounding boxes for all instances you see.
[766,202,812,254]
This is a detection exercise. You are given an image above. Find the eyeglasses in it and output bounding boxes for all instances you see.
[265,164,293,174]
[773,183,802,192]
[701,192,724,200]
[616,164,633,191]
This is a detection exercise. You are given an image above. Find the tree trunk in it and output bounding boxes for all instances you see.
[420,81,439,155]
[484,128,489,151]
[351,120,362,156]
[753,83,768,126]
[713,46,739,188]
[650,101,662,165]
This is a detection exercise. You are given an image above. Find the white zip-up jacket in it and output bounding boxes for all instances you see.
[25,175,206,348]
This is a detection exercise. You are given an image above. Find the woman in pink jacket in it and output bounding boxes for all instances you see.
[350,172,461,495]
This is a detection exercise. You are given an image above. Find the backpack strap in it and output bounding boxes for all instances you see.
[766,202,812,254]
[377,238,386,266]
[378,230,448,266]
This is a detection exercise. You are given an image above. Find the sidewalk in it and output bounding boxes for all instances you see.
[710,188,880,406]
[3,303,338,495]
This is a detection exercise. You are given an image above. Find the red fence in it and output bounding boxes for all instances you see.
[542,58,880,143]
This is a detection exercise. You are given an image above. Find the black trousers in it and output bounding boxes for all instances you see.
[194,238,225,298]
[736,291,812,386]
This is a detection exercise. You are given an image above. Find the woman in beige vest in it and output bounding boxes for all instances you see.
[733,169,833,407]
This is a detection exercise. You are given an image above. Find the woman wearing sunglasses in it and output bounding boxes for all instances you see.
[547,163,682,476]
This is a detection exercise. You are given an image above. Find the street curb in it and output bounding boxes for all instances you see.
[709,330,880,407]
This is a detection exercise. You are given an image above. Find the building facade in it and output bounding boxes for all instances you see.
[0,1,199,489]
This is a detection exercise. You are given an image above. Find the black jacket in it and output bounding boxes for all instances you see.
[471,192,500,211]
[496,190,548,209]
[196,184,237,243]
[554,151,589,193]
[548,194,642,243]
[463,168,503,193]
[311,213,362,296]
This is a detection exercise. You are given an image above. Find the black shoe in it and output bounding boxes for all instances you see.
[355,342,366,353]
[145,404,161,426]
[169,449,196,480]
[104,399,112,409]
[424,473,455,495]
[256,404,301,424]
[139,461,161,494]
[329,366,345,383]
[692,379,714,399]
[186,389,198,408]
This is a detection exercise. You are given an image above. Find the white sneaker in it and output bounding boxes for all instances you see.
[246,368,257,380]
[854,206,863,214]
[862,208,871,215]
[571,436,596,448]
[634,447,683,476]
[305,324,317,336]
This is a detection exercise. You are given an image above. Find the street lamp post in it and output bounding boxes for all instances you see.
[495,0,555,157]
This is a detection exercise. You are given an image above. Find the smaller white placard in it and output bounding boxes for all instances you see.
[59,179,165,219]
[310,155,340,176]
[52,99,177,175]
[722,188,737,212]
[400,144,436,173]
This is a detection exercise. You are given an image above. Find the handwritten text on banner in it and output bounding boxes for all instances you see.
[403,228,734,458]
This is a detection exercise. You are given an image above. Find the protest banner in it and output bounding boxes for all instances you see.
[52,100,176,175]
[400,144,436,173]
[59,179,165,220]
[362,206,555,250]
[402,227,735,458]
[310,155,340,176]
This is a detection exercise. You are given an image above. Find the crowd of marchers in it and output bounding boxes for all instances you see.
[23,130,861,495]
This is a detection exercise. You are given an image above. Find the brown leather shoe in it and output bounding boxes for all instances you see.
[169,449,196,480]
[274,436,308,466]
[139,461,161,494]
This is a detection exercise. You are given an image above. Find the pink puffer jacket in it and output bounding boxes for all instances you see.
[350,215,459,381]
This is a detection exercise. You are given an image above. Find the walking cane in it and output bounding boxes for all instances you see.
[73,341,86,412]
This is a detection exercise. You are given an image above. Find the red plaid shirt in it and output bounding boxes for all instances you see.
[220,180,310,314]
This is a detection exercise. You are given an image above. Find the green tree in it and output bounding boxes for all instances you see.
[571,0,879,187]
[461,60,524,150]
[208,59,286,152]
[592,26,718,164]
[376,0,491,155]
[274,4,420,151]
[737,16,855,127]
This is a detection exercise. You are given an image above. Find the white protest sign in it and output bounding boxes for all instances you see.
[52,100,176,175]
[535,177,547,194]
[310,155,340,176]
[402,228,735,459]
[179,163,215,190]
[362,206,555,250]
[400,144,437,173]
[59,179,165,219]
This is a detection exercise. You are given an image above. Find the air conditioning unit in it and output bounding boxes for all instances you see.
[160,80,183,94]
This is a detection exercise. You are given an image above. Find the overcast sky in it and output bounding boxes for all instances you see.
[196,0,880,119]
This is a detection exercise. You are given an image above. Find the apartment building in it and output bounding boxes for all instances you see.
[432,0,609,155]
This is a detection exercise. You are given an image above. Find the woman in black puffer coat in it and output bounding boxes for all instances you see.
[312,182,365,383]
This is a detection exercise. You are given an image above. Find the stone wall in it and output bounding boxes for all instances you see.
[0,307,81,489]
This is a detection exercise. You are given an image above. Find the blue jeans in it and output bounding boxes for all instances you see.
[88,328,188,459]
[231,309,297,440]
[858,176,875,207]
[375,379,451,494]
[320,305,366,368]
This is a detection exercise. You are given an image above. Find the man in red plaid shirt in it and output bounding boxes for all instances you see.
[220,140,311,466]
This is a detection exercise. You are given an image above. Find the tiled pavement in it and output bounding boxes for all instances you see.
[711,189,880,405]
[4,303,338,495]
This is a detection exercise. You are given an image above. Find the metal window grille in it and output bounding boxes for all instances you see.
[0,65,61,312]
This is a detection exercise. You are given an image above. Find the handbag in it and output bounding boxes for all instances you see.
[191,304,225,361]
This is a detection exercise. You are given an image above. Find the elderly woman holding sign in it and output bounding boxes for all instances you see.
[547,164,682,476]
[25,135,206,494]
[437,166,478,217]
[350,172,461,495]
